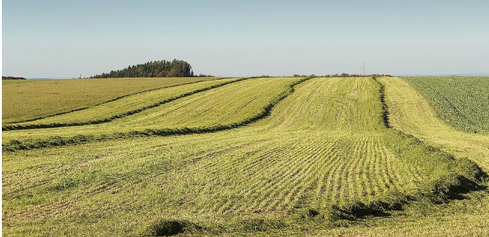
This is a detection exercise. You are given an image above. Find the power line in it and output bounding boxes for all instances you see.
[360,62,366,76]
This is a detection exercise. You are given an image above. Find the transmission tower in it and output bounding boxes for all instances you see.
[360,62,367,76]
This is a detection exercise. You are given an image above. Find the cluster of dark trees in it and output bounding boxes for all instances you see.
[90,59,195,78]
[2,76,26,80]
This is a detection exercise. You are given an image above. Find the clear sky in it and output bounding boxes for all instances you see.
[3,0,489,78]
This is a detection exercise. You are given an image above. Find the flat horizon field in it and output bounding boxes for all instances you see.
[2,76,488,236]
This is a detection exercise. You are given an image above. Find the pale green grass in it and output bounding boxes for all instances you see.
[7,78,238,127]
[380,77,489,171]
[2,77,487,236]
[375,76,489,236]
[2,77,303,141]
[2,77,220,124]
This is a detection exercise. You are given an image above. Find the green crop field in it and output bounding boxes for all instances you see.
[2,76,488,236]
[405,76,489,134]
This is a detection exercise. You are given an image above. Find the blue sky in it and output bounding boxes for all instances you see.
[3,0,489,78]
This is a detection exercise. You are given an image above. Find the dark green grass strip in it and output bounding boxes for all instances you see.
[2,77,314,152]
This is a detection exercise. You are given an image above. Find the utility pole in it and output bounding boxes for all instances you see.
[360,62,366,76]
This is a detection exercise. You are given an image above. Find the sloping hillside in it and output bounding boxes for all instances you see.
[2,77,487,236]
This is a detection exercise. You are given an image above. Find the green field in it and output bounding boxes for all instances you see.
[2,76,488,236]
[405,76,489,134]
[381,77,489,171]
[2,77,306,142]
[3,78,240,130]
[2,77,220,124]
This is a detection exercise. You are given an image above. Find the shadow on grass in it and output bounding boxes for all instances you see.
[142,220,205,236]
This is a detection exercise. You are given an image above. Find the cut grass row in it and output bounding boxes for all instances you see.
[2,77,312,151]
[2,77,221,124]
[3,78,241,130]
[3,77,486,236]
[249,77,386,133]
[380,76,489,172]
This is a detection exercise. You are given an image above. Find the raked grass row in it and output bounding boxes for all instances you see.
[3,78,240,130]
[2,77,220,124]
[2,77,308,143]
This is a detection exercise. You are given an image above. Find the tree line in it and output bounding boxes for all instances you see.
[90,59,197,78]
[2,76,26,80]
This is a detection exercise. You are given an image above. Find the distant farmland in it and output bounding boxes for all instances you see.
[2,76,488,236]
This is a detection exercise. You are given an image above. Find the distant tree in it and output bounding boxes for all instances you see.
[90,59,195,78]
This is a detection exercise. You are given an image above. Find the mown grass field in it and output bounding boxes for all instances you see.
[2,76,488,236]
[2,77,306,142]
[3,78,240,130]
[2,77,220,124]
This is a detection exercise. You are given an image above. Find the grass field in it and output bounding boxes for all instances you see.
[380,77,489,171]
[3,78,240,130]
[2,76,488,236]
[2,77,306,142]
[2,77,220,124]
[405,76,489,134]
